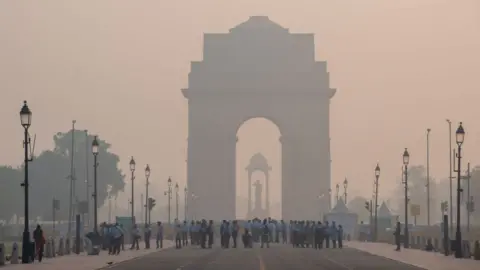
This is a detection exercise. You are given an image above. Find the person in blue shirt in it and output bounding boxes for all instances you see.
[330,221,338,248]
[260,219,270,248]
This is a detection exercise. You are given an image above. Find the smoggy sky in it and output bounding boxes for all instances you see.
[1,0,479,217]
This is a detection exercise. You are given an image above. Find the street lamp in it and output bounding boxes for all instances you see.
[374,163,380,242]
[129,157,136,224]
[402,148,410,248]
[454,122,465,258]
[335,183,339,203]
[175,183,179,220]
[20,101,33,264]
[184,186,188,221]
[191,193,199,220]
[144,164,150,225]
[91,136,99,233]
[167,177,172,224]
[343,178,348,203]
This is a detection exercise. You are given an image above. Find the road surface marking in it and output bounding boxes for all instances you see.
[257,254,267,270]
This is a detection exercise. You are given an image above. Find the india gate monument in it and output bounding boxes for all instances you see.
[183,16,335,221]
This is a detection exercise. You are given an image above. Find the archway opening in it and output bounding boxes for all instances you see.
[236,117,281,219]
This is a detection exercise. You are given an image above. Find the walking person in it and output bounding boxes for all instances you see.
[33,225,45,262]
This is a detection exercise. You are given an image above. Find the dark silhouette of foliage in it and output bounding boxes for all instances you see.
[0,130,125,221]
[0,166,22,220]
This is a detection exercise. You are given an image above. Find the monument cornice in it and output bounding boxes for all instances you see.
[182,88,336,99]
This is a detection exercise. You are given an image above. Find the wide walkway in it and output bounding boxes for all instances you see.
[346,241,480,270]
[107,244,425,270]
[3,240,173,270]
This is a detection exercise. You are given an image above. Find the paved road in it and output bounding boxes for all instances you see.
[105,244,426,270]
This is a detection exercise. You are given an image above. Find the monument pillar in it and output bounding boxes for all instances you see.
[247,170,252,215]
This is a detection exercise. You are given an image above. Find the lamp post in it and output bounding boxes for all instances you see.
[184,186,188,221]
[191,193,199,220]
[91,136,99,233]
[343,178,348,203]
[446,119,453,235]
[175,183,179,220]
[167,177,172,224]
[328,188,332,210]
[426,128,431,226]
[20,101,33,264]
[335,183,339,203]
[374,163,380,242]
[107,185,112,224]
[84,130,90,228]
[129,157,136,224]
[144,165,150,225]
[402,148,410,248]
[454,122,465,258]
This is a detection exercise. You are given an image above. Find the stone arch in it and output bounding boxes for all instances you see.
[184,16,335,220]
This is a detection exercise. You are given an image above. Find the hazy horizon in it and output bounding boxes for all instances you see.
[1,1,479,218]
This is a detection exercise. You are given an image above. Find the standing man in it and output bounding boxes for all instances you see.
[324,221,330,248]
[144,224,151,249]
[207,220,214,248]
[260,219,270,248]
[231,220,239,248]
[330,221,338,248]
[156,222,163,249]
[394,221,401,251]
[338,225,344,249]
[130,224,140,250]
[182,221,189,246]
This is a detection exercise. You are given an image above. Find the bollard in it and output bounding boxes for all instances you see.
[65,238,70,255]
[10,243,19,264]
[474,240,480,260]
[58,238,64,256]
[52,238,56,257]
[45,240,52,258]
[0,243,5,266]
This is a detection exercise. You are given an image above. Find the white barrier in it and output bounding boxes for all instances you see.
[10,242,18,264]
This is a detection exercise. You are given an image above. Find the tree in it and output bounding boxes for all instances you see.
[0,130,126,221]
[394,165,439,225]
[347,196,371,223]
[0,166,22,220]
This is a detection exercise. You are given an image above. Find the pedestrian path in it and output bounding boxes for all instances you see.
[3,240,173,270]
[346,241,479,270]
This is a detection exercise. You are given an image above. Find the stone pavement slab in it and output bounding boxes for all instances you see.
[2,240,173,270]
[346,241,480,270]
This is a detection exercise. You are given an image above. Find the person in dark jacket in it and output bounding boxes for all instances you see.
[33,225,45,262]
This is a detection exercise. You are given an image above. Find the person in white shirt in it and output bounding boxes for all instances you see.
[130,224,140,250]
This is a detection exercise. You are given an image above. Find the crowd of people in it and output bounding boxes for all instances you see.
[97,217,346,253]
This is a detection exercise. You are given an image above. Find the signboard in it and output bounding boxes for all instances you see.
[77,201,88,214]
[410,204,420,216]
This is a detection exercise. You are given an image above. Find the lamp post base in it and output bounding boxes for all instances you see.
[455,231,463,258]
[21,231,31,264]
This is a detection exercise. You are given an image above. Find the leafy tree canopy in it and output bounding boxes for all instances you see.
[0,130,125,221]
